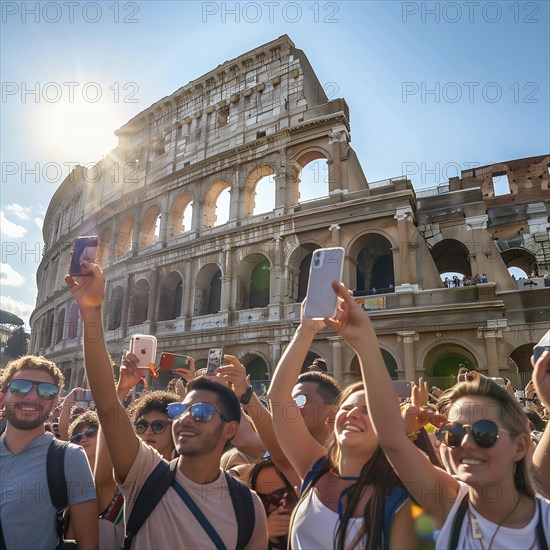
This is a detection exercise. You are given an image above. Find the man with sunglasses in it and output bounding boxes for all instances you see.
[0,355,98,550]
[66,261,268,549]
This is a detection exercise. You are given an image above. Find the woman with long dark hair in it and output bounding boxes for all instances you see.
[268,304,414,549]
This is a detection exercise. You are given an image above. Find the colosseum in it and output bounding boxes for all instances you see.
[29,35,550,392]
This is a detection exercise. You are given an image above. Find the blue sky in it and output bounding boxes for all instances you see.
[1,0,549,328]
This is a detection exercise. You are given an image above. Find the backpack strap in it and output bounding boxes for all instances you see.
[536,499,549,550]
[122,458,178,550]
[224,472,255,550]
[46,438,70,543]
[382,486,409,547]
[449,494,469,549]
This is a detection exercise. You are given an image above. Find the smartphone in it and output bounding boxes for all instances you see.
[206,348,224,376]
[75,389,93,402]
[393,380,413,398]
[69,236,98,277]
[129,334,158,370]
[303,247,345,319]
[159,353,190,371]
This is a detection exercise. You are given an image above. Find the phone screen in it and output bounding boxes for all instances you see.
[206,349,223,376]
[160,353,190,371]
[69,236,98,276]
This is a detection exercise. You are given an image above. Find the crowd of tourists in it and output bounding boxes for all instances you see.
[0,259,548,549]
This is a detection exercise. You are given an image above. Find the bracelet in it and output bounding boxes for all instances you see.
[407,430,420,441]
[240,385,254,405]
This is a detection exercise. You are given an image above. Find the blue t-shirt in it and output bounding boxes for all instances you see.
[0,431,96,549]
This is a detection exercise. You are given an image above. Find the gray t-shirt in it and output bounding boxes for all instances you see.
[0,431,96,549]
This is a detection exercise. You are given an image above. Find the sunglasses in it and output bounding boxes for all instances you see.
[167,402,230,423]
[294,394,307,408]
[435,419,511,449]
[70,426,98,443]
[135,419,171,434]
[7,379,59,400]
[257,487,298,513]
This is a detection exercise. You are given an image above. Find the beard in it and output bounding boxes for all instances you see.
[5,403,50,430]
[175,422,225,458]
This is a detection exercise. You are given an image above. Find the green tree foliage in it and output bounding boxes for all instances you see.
[5,326,28,358]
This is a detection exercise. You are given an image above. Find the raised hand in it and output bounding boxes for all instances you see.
[65,261,105,312]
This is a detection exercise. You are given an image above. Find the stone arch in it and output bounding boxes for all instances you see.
[422,343,480,377]
[107,285,124,330]
[244,165,276,217]
[349,232,395,292]
[168,193,194,237]
[140,204,161,248]
[509,343,537,374]
[300,350,323,373]
[288,242,321,302]
[158,271,183,321]
[350,348,399,379]
[430,239,472,278]
[239,253,270,309]
[241,353,270,381]
[501,248,538,278]
[55,308,65,344]
[99,226,111,265]
[68,302,80,339]
[194,263,222,316]
[130,278,150,325]
[117,214,134,258]
[204,180,231,228]
[295,149,332,203]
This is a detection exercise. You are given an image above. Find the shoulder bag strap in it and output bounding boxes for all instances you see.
[171,479,226,550]
[536,499,549,550]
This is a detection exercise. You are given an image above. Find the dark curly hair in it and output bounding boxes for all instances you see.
[126,390,180,424]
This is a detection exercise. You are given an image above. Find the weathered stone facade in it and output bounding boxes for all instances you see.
[29,35,549,391]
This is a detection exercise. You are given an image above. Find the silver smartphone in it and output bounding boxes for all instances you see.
[206,348,224,376]
[129,334,158,370]
[304,247,345,319]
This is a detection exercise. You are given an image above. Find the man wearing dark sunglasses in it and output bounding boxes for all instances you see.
[0,355,99,549]
[66,261,268,549]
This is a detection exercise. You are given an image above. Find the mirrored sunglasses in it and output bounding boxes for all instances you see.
[7,379,59,400]
[435,419,510,449]
[135,419,171,434]
[70,426,98,443]
[293,394,307,408]
[167,402,230,423]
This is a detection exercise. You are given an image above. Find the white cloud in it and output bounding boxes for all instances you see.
[6,204,31,221]
[0,263,25,286]
[34,217,44,230]
[0,211,27,238]
[0,295,34,328]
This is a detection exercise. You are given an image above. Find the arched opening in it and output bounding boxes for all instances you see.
[68,303,80,339]
[355,235,394,293]
[130,279,150,325]
[194,264,222,316]
[158,272,183,321]
[298,158,329,202]
[204,181,231,228]
[288,243,320,303]
[350,350,397,379]
[300,351,322,373]
[250,259,270,308]
[244,166,276,217]
[244,355,269,381]
[431,240,471,278]
[501,248,538,279]
[55,309,65,344]
[425,344,478,383]
[117,215,134,259]
[510,343,536,374]
[140,205,161,248]
[108,286,124,330]
[168,193,193,237]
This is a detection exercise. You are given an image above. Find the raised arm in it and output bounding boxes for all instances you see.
[65,262,139,483]
[326,282,457,527]
[531,350,550,494]
[58,387,79,440]
[266,305,326,480]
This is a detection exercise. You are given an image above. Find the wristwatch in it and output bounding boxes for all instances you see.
[240,385,254,405]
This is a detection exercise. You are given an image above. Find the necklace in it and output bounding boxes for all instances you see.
[467,497,522,550]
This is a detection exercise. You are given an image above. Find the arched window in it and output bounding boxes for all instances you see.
[158,273,183,321]
[194,265,222,316]
[108,286,124,330]
[130,279,150,325]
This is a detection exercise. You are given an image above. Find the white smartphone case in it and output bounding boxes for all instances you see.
[304,247,345,319]
[129,334,158,369]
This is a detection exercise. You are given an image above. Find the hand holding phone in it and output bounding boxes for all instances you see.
[129,334,157,370]
[69,236,98,277]
[304,247,344,320]
[159,353,190,372]
[393,380,413,399]
[206,348,224,376]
